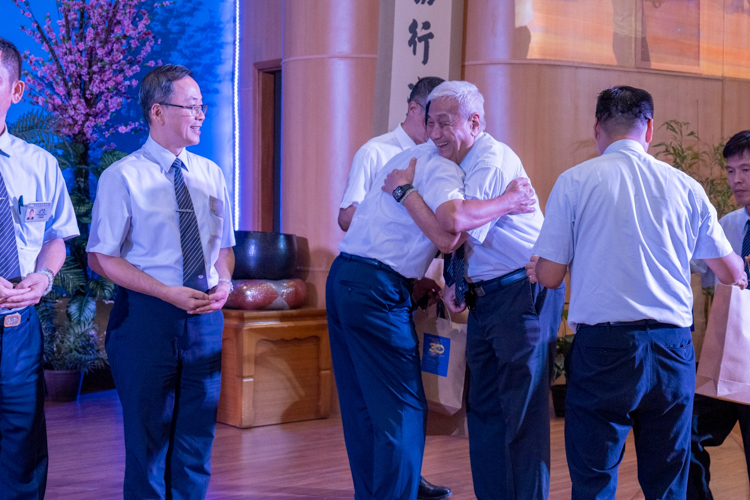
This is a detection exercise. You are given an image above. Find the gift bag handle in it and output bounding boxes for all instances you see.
[436,299,452,322]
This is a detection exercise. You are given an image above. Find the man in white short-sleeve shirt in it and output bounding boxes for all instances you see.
[87,65,235,500]
[337,76,452,499]
[337,76,443,232]
[328,141,468,500]
[531,86,746,499]
[688,130,750,500]
[0,37,79,498]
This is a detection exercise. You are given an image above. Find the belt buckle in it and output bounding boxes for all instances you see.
[3,313,22,328]
[474,286,485,297]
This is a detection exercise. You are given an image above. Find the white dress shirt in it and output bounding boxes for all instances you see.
[0,129,79,277]
[533,139,733,330]
[88,136,235,289]
[339,142,465,279]
[697,207,750,286]
[461,132,545,282]
[339,124,417,209]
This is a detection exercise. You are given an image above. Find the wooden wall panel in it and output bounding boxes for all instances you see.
[281,0,379,308]
[722,79,750,140]
[238,0,283,231]
[467,62,726,208]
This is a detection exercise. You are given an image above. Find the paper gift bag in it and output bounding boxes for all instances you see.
[696,284,750,404]
[414,303,468,416]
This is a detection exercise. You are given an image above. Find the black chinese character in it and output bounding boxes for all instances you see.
[408,20,434,66]
[414,0,436,5]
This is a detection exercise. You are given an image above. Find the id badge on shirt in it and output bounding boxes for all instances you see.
[209,196,224,218]
[21,202,52,223]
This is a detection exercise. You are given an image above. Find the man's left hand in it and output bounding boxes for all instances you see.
[526,255,539,284]
[382,157,417,196]
[3,273,49,308]
[412,277,441,309]
[188,281,231,314]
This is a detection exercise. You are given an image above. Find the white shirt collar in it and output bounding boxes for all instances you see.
[0,127,13,158]
[394,123,417,150]
[460,132,488,171]
[143,135,190,172]
[603,139,646,155]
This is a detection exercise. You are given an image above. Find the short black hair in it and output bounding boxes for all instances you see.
[595,86,654,134]
[139,64,193,125]
[408,76,444,107]
[723,130,750,160]
[0,37,22,82]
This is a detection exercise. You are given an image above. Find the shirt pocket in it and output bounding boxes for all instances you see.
[204,195,224,242]
[16,210,46,249]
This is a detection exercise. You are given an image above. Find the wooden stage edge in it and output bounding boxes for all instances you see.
[44,390,748,499]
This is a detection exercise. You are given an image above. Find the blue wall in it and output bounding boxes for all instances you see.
[2,0,236,209]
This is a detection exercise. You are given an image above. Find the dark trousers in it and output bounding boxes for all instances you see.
[0,307,47,500]
[687,394,750,500]
[106,288,223,500]
[326,254,426,500]
[565,322,695,500]
[465,276,565,500]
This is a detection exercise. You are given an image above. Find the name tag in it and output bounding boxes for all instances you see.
[21,202,52,223]
[209,196,224,218]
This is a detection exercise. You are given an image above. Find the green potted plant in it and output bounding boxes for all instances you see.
[551,327,574,418]
[8,111,122,401]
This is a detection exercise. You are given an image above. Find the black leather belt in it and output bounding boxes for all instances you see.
[339,252,407,281]
[468,267,527,297]
[593,319,679,329]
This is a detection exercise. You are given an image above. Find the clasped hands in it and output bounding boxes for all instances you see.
[0,274,50,309]
[164,281,232,315]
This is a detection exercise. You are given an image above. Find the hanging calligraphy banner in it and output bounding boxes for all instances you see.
[387,0,456,131]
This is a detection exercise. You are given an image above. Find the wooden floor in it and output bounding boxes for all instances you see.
[44,390,748,500]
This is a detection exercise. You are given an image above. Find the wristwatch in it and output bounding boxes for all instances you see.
[392,183,415,203]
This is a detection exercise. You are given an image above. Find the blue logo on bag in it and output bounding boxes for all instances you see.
[422,333,450,377]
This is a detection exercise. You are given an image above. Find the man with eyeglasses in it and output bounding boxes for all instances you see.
[87,64,235,499]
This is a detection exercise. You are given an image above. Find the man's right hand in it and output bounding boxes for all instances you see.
[0,277,34,308]
[442,283,467,314]
[504,177,536,215]
[382,157,417,195]
[163,286,212,313]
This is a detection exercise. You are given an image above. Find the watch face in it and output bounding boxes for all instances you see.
[393,186,405,200]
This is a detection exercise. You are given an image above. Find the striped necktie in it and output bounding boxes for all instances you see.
[172,158,208,291]
[742,220,750,282]
[0,171,21,282]
[443,244,467,305]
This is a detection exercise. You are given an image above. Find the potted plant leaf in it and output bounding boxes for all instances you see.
[550,300,574,418]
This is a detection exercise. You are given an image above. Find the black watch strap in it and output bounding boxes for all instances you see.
[392,183,415,203]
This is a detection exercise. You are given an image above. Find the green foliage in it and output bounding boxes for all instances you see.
[9,110,124,373]
[553,334,575,382]
[653,120,738,220]
[7,109,75,170]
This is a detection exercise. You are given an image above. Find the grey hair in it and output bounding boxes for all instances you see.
[427,81,486,132]
[139,64,193,125]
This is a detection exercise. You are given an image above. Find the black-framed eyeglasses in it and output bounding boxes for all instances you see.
[159,103,208,117]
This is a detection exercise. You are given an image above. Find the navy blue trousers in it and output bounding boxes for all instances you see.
[0,307,47,500]
[465,276,565,500]
[326,254,426,500]
[565,322,695,500]
[106,288,223,500]
[687,394,750,499]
